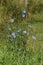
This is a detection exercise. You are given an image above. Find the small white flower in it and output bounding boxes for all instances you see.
[22,14,25,17]
[18,48,22,52]
[22,10,26,13]
[32,35,36,40]
[8,28,11,31]
[7,26,11,31]
[11,32,15,36]
[11,32,16,38]
[23,30,29,35]
[22,10,26,17]
[17,29,21,33]
[10,19,14,23]
[23,30,27,34]
[28,25,32,29]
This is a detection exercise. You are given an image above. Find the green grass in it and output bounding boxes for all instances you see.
[0,16,43,65]
[0,0,43,64]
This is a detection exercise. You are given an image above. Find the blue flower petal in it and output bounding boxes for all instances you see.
[32,35,36,40]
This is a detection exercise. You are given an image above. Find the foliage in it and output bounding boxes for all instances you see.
[0,0,43,65]
[27,0,43,13]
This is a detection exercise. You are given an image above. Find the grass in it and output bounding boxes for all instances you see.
[0,14,43,65]
[0,1,43,64]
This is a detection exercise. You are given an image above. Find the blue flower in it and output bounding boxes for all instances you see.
[32,35,36,40]
[9,19,14,23]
